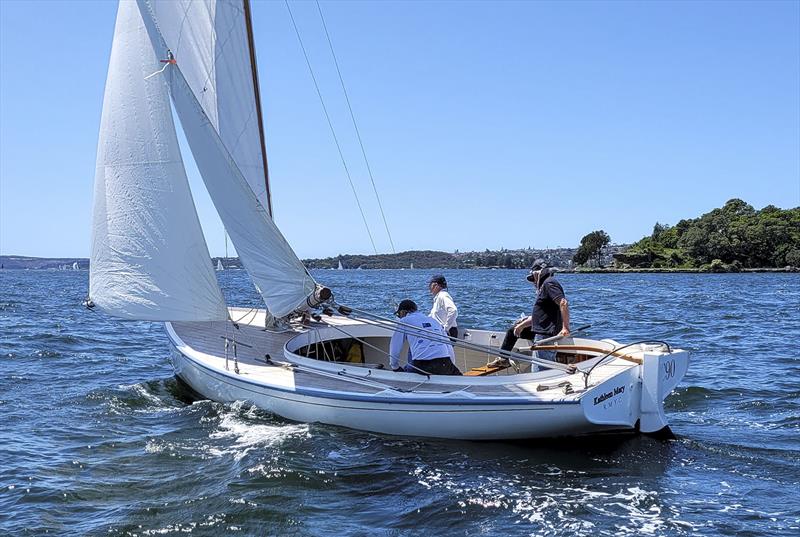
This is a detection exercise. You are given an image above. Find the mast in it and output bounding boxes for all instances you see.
[243,0,273,217]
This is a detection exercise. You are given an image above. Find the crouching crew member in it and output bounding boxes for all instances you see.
[490,259,570,367]
[390,299,462,376]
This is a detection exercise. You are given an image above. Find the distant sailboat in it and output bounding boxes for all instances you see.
[410,262,414,270]
[72,262,79,270]
[337,260,344,270]
[216,259,224,271]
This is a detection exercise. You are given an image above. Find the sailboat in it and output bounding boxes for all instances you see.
[88,0,689,440]
[72,262,79,271]
[337,260,344,270]
[216,259,224,271]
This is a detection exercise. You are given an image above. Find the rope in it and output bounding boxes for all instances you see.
[143,61,172,80]
[333,304,575,373]
[315,0,396,254]
[284,0,378,254]
[578,340,671,388]
[319,322,431,376]
[322,323,392,361]
[267,353,434,393]
[230,307,259,325]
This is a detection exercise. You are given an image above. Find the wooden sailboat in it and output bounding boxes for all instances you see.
[89,0,689,440]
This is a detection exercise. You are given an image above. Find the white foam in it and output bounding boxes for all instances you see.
[206,403,309,460]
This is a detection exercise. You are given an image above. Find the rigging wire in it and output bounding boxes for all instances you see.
[284,0,378,254]
[332,304,576,373]
[315,0,396,254]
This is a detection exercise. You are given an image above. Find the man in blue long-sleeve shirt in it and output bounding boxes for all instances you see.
[389,300,462,376]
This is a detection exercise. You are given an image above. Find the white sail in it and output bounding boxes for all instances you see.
[72,262,79,271]
[136,0,319,318]
[135,0,271,213]
[89,0,228,322]
[216,259,224,271]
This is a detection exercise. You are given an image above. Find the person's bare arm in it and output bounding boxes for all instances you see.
[558,298,570,337]
[513,316,532,337]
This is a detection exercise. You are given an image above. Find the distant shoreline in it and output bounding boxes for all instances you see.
[565,267,798,274]
[1,255,796,273]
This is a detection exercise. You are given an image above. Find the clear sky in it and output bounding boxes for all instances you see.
[1,0,798,259]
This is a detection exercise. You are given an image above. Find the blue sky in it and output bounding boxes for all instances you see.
[1,0,798,259]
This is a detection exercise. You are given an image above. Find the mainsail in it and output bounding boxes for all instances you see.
[136,0,319,318]
[89,0,227,321]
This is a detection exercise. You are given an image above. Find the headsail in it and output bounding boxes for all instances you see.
[136,0,320,318]
[89,0,227,322]
[135,0,271,214]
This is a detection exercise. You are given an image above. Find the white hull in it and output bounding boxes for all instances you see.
[164,308,689,440]
[170,348,594,439]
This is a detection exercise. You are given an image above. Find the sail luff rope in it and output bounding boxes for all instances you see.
[284,0,378,255]
[315,0,396,254]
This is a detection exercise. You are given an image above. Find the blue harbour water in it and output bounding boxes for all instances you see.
[1,269,799,536]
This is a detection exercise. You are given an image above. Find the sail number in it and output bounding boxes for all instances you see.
[663,359,676,380]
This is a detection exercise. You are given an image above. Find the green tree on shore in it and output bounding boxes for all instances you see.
[573,230,611,266]
[619,199,800,269]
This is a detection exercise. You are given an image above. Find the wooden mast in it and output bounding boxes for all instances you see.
[243,0,273,217]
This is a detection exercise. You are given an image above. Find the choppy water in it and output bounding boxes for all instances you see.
[1,269,798,536]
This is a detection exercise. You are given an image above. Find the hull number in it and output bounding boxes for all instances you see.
[664,359,676,380]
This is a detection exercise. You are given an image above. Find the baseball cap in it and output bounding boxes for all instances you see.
[526,259,547,282]
[428,274,447,287]
[395,299,418,316]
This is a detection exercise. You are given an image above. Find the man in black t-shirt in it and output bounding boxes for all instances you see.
[490,259,571,367]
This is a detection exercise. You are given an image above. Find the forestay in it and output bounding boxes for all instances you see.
[89,0,227,321]
[136,0,318,318]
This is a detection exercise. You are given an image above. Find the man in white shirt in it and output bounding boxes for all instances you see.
[428,274,458,338]
[389,300,462,375]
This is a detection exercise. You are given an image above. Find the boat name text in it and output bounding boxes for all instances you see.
[593,386,625,405]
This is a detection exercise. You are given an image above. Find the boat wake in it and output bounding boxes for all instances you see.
[89,379,184,415]
[207,401,309,460]
[410,463,696,536]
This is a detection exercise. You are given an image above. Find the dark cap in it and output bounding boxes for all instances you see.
[526,259,547,282]
[428,274,447,288]
[395,299,418,315]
